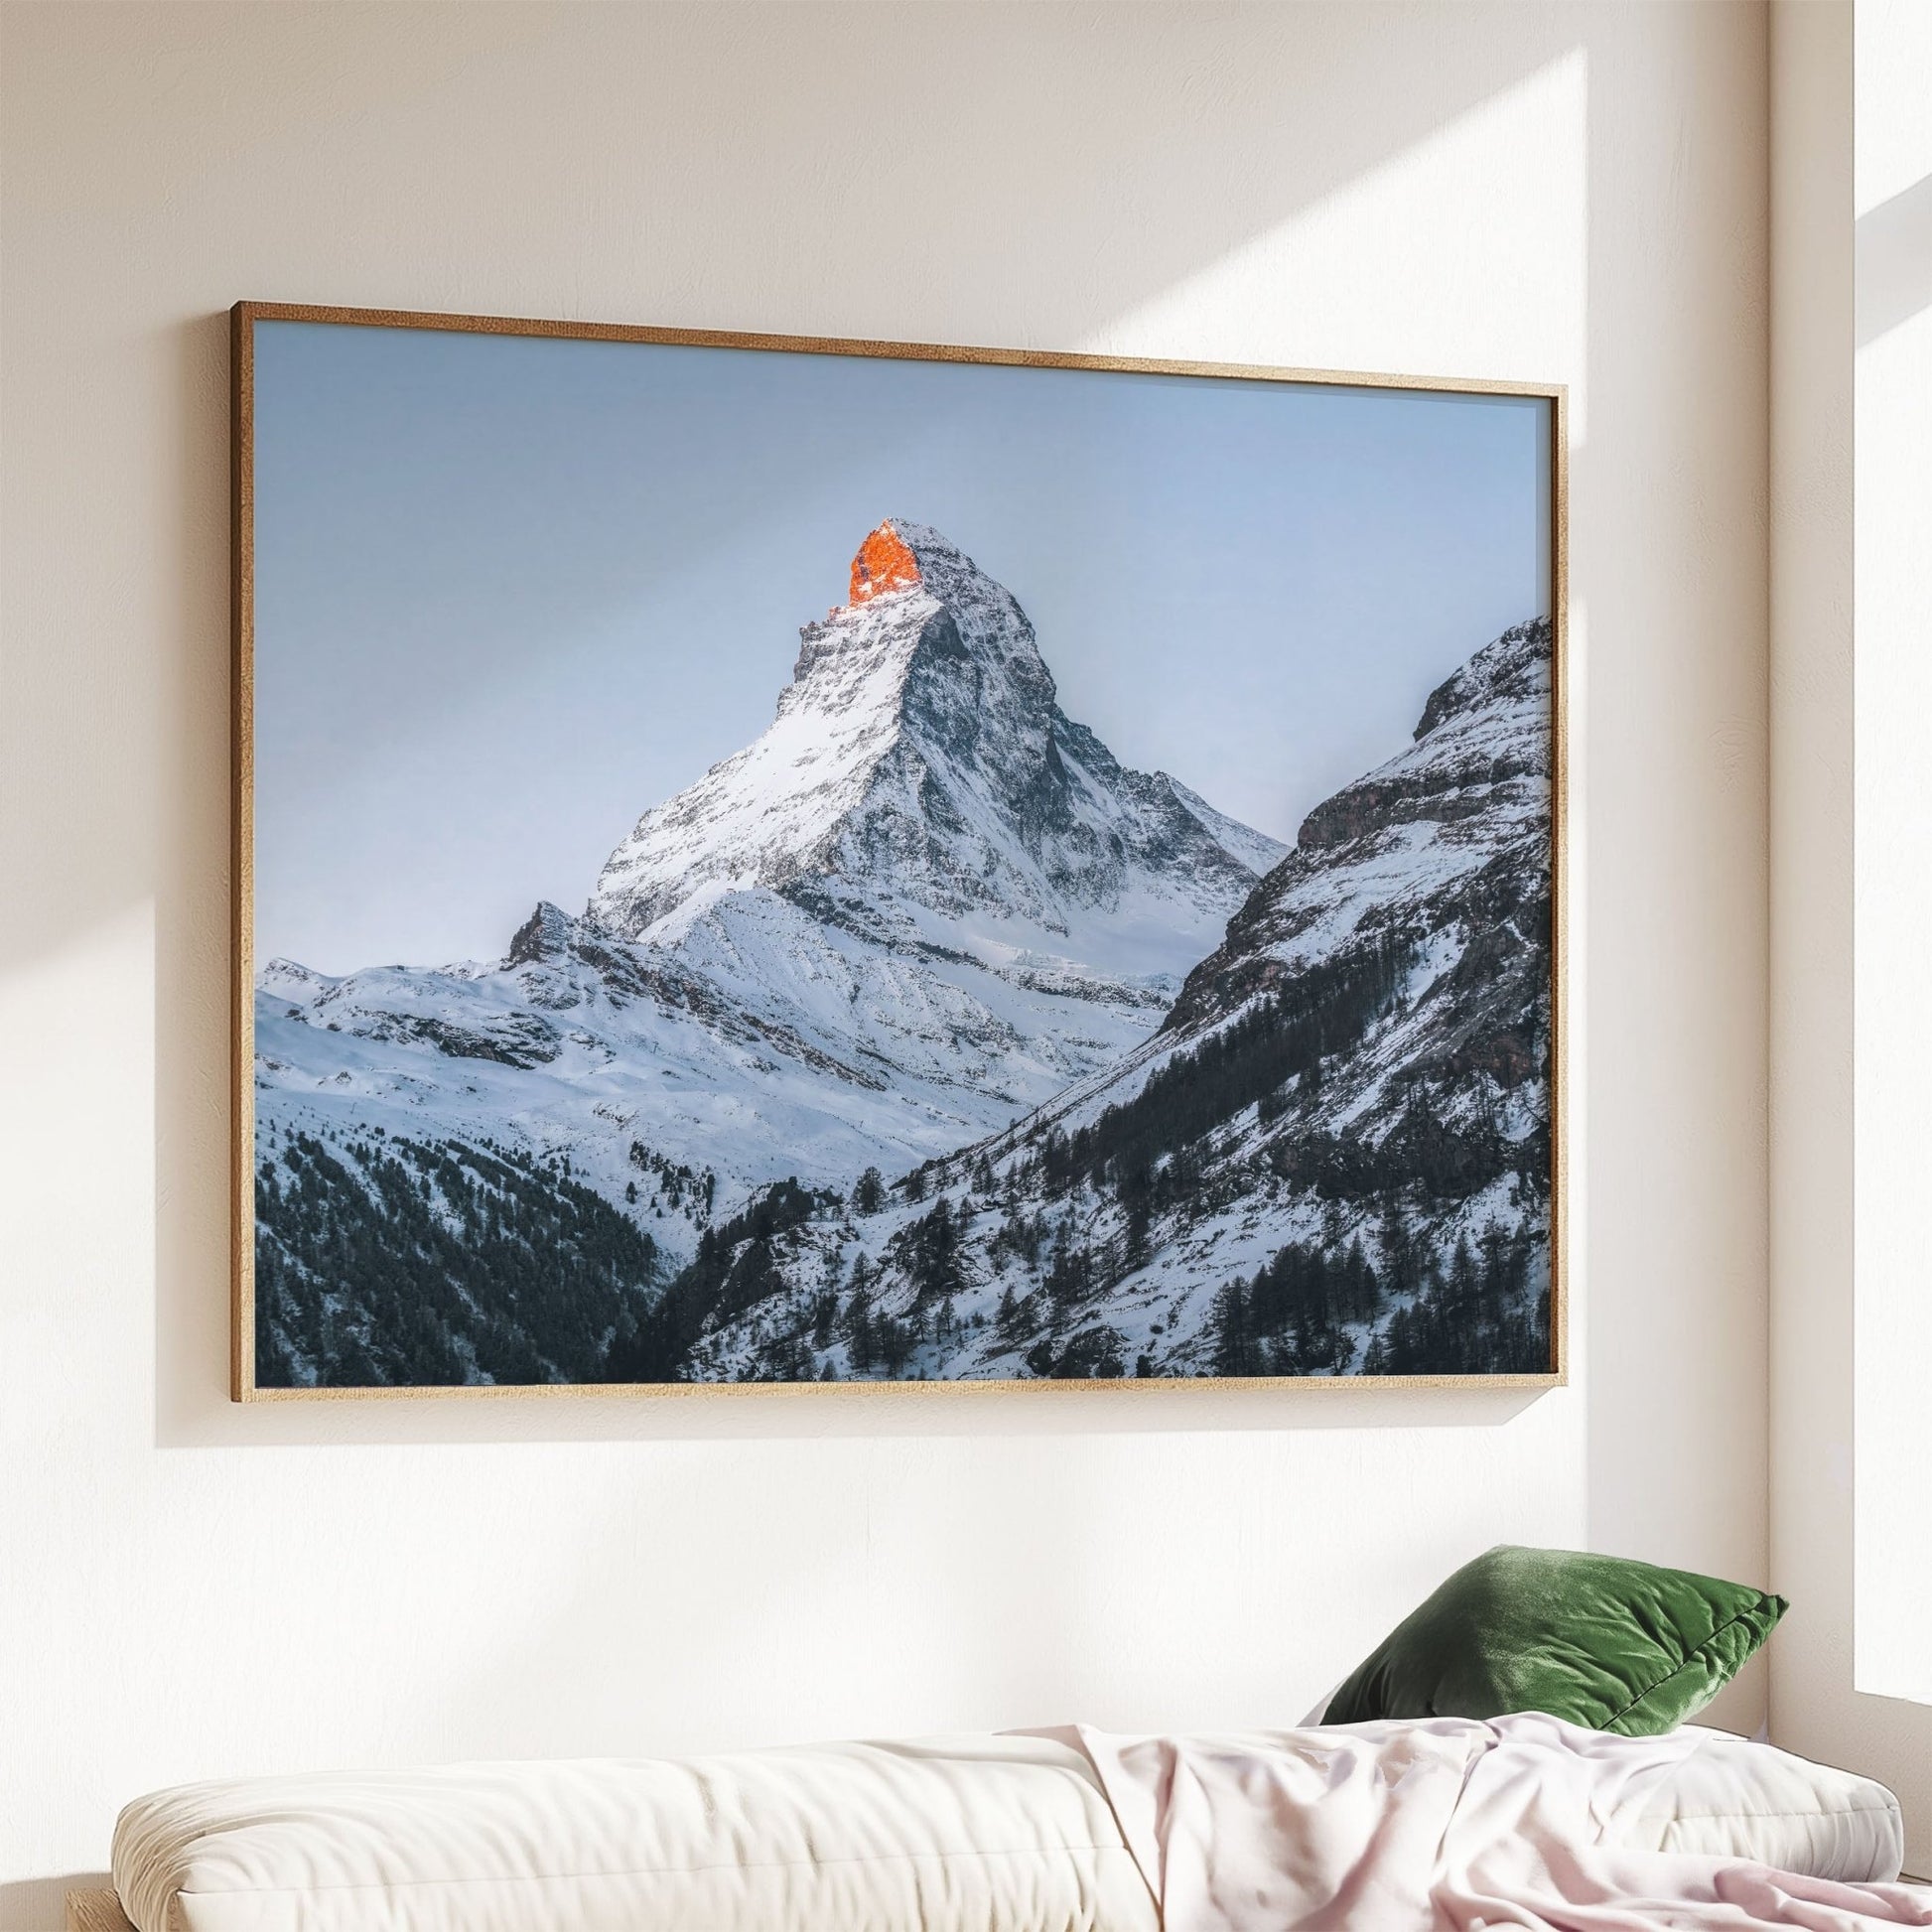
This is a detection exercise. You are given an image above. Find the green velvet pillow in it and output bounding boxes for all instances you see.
[1325,1545,1787,1735]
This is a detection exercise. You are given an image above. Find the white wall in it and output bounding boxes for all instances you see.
[0,6,1773,1924]
[1768,0,1932,1872]
[1851,0,1932,1720]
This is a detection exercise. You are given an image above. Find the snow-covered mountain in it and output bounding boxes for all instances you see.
[593,518,1281,971]
[252,520,1288,1385]
[648,617,1555,1385]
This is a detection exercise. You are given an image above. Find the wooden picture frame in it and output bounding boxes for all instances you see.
[231,302,1568,1400]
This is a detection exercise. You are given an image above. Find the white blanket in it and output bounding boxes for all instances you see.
[1035,1715,1932,1931]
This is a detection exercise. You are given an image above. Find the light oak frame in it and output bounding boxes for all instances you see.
[230,301,1570,1402]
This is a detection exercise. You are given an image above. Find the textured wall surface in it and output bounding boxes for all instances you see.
[1,6,1771,1923]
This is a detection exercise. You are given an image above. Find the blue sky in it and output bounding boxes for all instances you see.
[253,321,1550,972]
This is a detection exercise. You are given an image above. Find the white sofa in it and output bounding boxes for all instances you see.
[73,1725,1906,1932]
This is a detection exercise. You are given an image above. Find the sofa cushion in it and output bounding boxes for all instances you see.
[1593,1725,1905,1883]
[111,1723,1904,1931]
[1324,1545,1788,1734]
[111,1733,1160,1932]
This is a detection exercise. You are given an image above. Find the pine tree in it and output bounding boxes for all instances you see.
[1211,1277,1258,1376]
[877,1314,913,1377]
[1045,1229,1092,1312]
[1118,1162,1153,1272]
[1380,1204,1422,1298]
[811,1290,838,1350]
[907,1195,965,1301]
[844,1280,876,1373]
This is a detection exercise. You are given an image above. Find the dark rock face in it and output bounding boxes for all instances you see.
[363,1011,563,1069]
[507,900,574,966]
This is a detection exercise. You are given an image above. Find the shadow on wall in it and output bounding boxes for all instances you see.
[129,2,1599,1452]
[167,1377,1553,1449]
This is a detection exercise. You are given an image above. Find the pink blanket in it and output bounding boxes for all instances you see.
[1034,1715,1931,1930]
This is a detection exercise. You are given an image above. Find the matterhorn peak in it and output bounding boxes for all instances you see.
[848,520,924,606]
[842,518,986,606]
[588,518,1283,943]
[828,518,1023,644]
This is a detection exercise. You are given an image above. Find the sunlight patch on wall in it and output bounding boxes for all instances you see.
[1073,51,1587,443]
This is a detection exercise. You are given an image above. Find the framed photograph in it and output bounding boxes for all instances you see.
[231,303,1565,1398]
